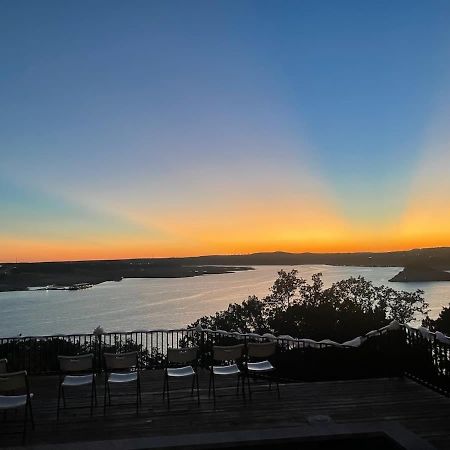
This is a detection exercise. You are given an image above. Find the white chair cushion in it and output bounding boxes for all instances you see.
[0,393,33,410]
[62,374,94,387]
[213,364,240,376]
[167,366,195,377]
[247,360,274,372]
[108,372,138,383]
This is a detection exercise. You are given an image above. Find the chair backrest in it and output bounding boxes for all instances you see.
[213,344,245,362]
[58,354,94,373]
[0,370,27,393]
[104,351,138,371]
[167,347,198,364]
[247,342,277,359]
[0,358,7,374]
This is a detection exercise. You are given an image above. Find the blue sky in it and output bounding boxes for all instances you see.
[1,1,450,261]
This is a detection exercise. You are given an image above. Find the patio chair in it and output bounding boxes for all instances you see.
[103,351,141,415]
[246,342,280,399]
[57,353,97,419]
[0,358,7,373]
[209,344,246,406]
[0,370,34,442]
[163,347,199,407]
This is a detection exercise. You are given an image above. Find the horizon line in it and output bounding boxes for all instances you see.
[2,245,449,265]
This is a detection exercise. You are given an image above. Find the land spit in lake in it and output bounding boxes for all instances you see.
[1,246,450,292]
[0,261,252,292]
[390,264,450,282]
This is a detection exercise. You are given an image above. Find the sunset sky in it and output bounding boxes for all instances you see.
[1,1,450,262]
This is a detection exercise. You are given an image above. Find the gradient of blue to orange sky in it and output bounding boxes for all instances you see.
[1,1,450,262]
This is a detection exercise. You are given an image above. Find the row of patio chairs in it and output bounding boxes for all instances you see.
[0,342,279,442]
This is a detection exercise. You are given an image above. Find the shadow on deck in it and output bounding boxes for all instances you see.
[2,370,450,449]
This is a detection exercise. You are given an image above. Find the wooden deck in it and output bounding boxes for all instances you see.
[2,370,450,449]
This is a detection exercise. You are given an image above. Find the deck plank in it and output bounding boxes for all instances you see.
[1,371,450,449]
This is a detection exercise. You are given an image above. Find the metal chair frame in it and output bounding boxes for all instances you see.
[209,344,246,406]
[163,347,200,408]
[246,342,280,399]
[57,354,97,420]
[0,370,34,443]
[103,351,142,415]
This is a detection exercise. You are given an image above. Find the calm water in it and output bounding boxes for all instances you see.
[1,265,450,337]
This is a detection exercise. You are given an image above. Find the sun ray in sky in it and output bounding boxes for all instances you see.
[1,1,450,262]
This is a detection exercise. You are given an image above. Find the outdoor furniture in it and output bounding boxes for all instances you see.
[163,347,199,407]
[209,344,246,405]
[57,353,97,419]
[103,351,141,415]
[0,358,7,373]
[246,342,280,398]
[0,370,34,442]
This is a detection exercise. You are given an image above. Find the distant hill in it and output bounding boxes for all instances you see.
[165,247,450,269]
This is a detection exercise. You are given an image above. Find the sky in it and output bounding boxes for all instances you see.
[1,1,450,262]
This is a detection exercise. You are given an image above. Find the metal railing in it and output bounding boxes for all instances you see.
[0,326,449,393]
[403,326,450,396]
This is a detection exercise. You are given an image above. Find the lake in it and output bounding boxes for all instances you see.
[1,265,450,337]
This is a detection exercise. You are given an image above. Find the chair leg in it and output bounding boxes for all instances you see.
[93,378,98,406]
[57,383,62,421]
[162,372,166,399]
[196,372,200,405]
[61,386,66,408]
[190,375,195,396]
[90,382,94,416]
[247,373,252,399]
[136,381,139,416]
[208,371,212,398]
[22,404,28,444]
[28,399,35,430]
[276,379,280,399]
[166,375,170,408]
[138,377,142,404]
[236,374,240,395]
[212,373,216,407]
[103,380,108,415]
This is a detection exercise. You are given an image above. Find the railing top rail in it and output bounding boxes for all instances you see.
[2,321,448,348]
[0,328,195,341]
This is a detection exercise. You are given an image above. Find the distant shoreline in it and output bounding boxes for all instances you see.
[0,265,253,293]
[2,247,450,292]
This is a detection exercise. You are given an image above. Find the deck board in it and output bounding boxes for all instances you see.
[1,371,450,449]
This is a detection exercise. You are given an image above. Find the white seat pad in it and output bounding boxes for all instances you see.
[108,372,138,383]
[0,393,33,410]
[213,364,240,376]
[62,374,94,387]
[247,360,274,372]
[167,366,195,377]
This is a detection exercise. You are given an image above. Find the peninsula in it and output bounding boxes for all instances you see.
[389,264,450,282]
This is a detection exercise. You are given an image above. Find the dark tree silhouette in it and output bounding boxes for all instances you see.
[423,303,450,334]
[191,270,428,341]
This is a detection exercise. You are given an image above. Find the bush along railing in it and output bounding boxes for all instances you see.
[0,322,449,391]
